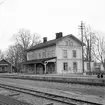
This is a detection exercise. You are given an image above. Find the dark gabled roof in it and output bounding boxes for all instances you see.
[23,57,57,65]
[26,36,62,52]
[26,34,85,52]
[0,59,11,65]
[0,59,15,67]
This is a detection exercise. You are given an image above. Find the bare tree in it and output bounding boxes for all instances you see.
[83,25,97,61]
[92,35,105,70]
[14,29,41,49]
[5,45,20,66]
[13,28,41,62]
[5,28,41,70]
[81,23,101,72]
[83,24,105,70]
[0,50,4,60]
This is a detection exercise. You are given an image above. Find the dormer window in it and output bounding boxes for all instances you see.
[65,40,73,46]
[69,41,73,46]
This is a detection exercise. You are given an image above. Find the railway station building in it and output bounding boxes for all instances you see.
[23,32,85,74]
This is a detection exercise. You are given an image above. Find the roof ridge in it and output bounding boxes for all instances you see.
[26,34,85,52]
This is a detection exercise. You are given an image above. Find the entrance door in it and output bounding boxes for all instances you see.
[73,62,77,73]
[36,64,44,74]
[47,62,55,74]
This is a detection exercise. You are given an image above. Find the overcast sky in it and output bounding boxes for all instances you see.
[0,0,105,51]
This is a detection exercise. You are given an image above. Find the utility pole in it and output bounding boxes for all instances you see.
[79,21,84,73]
[89,34,91,71]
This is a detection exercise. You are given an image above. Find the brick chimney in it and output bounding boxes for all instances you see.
[56,32,63,39]
[43,37,47,43]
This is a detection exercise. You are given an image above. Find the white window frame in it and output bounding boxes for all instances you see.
[73,50,76,58]
[63,62,68,71]
[52,50,55,57]
[65,41,68,46]
[73,62,77,72]
[87,62,90,70]
[63,50,67,58]
[39,53,41,59]
[69,41,73,46]
[42,52,45,58]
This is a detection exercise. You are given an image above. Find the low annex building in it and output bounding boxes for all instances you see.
[23,32,85,74]
[0,59,15,73]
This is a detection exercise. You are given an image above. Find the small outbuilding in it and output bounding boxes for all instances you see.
[84,60,95,72]
[0,59,15,73]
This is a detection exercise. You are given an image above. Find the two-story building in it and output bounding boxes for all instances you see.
[23,32,85,74]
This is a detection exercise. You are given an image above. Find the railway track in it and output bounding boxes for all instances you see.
[0,83,102,105]
[0,94,32,105]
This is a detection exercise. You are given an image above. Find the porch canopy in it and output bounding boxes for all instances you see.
[23,57,57,65]
[0,64,8,67]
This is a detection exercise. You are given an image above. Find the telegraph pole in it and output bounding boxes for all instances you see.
[89,33,91,71]
[79,21,84,73]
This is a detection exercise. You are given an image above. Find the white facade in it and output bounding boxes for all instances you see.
[26,35,83,74]
[27,46,56,61]
[56,36,82,73]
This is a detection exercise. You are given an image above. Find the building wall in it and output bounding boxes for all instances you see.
[0,60,12,73]
[8,65,12,73]
[56,36,83,73]
[56,46,82,59]
[84,61,95,72]
[56,59,82,73]
[56,36,82,59]
[27,46,56,61]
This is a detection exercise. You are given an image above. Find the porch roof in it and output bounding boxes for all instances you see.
[23,57,56,65]
[0,64,8,66]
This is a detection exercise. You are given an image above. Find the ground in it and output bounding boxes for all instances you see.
[0,73,104,104]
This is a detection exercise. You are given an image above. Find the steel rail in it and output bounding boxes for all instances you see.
[0,83,102,105]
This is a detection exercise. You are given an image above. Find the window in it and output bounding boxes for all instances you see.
[32,52,35,59]
[39,53,41,59]
[52,50,55,57]
[73,62,77,72]
[47,51,50,58]
[63,62,68,70]
[65,41,68,46]
[65,40,73,46]
[87,62,90,70]
[69,41,73,46]
[42,52,46,58]
[63,50,67,58]
[35,53,37,59]
[27,53,31,60]
[73,50,76,57]
[2,67,5,71]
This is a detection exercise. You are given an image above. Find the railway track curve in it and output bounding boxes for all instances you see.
[0,83,102,105]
